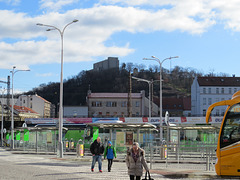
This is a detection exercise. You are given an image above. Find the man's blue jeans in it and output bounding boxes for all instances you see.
[91,155,102,171]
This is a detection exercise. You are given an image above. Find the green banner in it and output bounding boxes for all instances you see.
[6,133,9,140]
[93,126,99,141]
[24,129,29,141]
[16,131,21,141]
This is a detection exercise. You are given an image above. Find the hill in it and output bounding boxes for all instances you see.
[24,63,227,107]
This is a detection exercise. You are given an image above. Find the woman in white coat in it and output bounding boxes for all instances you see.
[126,142,149,180]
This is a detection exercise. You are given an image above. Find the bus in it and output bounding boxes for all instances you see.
[206,90,240,176]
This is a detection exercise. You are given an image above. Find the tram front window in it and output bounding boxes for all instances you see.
[220,103,240,148]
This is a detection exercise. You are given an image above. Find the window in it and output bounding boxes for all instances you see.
[96,101,102,107]
[106,101,117,107]
[216,88,219,94]
[106,112,110,116]
[221,88,224,94]
[234,88,237,93]
[216,98,219,102]
[221,98,225,101]
[92,101,102,107]
[136,112,140,116]
[208,98,212,105]
[136,101,140,107]
[220,103,240,148]
[208,88,211,94]
[203,109,206,116]
[216,109,219,116]
[23,100,25,103]
[203,88,206,94]
[221,110,225,116]
[121,101,127,107]
[229,88,232,94]
[203,98,206,105]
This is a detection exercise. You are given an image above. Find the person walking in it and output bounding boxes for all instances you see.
[90,137,104,172]
[104,141,117,172]
[126,142,149,180]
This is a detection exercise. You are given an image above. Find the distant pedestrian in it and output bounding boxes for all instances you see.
[126,142,149,180]
[104,141,117,172]
[90,137,104,172]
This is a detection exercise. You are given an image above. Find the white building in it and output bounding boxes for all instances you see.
[87,90,158,117]
[17,94,51,118]
[191,76,240,116]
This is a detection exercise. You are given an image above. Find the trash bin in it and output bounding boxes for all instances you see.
[70,138,75,151]
[65,139,69,152]
[77,139,84,157]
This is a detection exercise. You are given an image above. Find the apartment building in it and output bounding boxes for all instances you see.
[87,91,158,117]
[17,94,51,118]
[191,76,240,116]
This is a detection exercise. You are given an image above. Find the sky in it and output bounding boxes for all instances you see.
[1,0,240,94]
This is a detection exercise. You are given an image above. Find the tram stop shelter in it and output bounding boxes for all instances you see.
[86,121,158,148]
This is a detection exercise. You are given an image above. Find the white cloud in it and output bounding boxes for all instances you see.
[36,73,57,77]
[40,0,78,12]
[209,0,240,31]
[0,0,20,5]
[0,1,240,70]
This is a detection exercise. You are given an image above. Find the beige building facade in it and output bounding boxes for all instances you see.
[87,91,158,117]
[17,94,51,118]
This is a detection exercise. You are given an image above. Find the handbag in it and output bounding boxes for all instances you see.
[142,171,154,180]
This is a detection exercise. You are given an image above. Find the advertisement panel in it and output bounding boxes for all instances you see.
[66,118,92,124]
[124,117,143,123]
[210,117,223,124]
[92,117,118,123]
[149,117,180,124]
[25,118,57,124]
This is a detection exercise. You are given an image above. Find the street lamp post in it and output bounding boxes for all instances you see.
[143,56,179,144]
[37,19,78,158]
[132,76,152,118]
[10,66,30,149]
[0,88,6,147]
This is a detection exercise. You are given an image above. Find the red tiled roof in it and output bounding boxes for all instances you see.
[197,77,240,86]
[12,105,38,114]
[88,93,142,98]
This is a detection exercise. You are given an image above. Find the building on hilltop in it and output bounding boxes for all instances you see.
[191,76,240,116]
[86,91,158,117]
[93,57,119,71]
[17,94,52,118]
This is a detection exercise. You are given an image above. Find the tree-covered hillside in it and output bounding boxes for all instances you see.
[24,63,229,107]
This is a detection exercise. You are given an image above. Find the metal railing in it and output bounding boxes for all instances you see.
[143,143,217,171]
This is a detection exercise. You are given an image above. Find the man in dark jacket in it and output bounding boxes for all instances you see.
[90,137,104,172]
